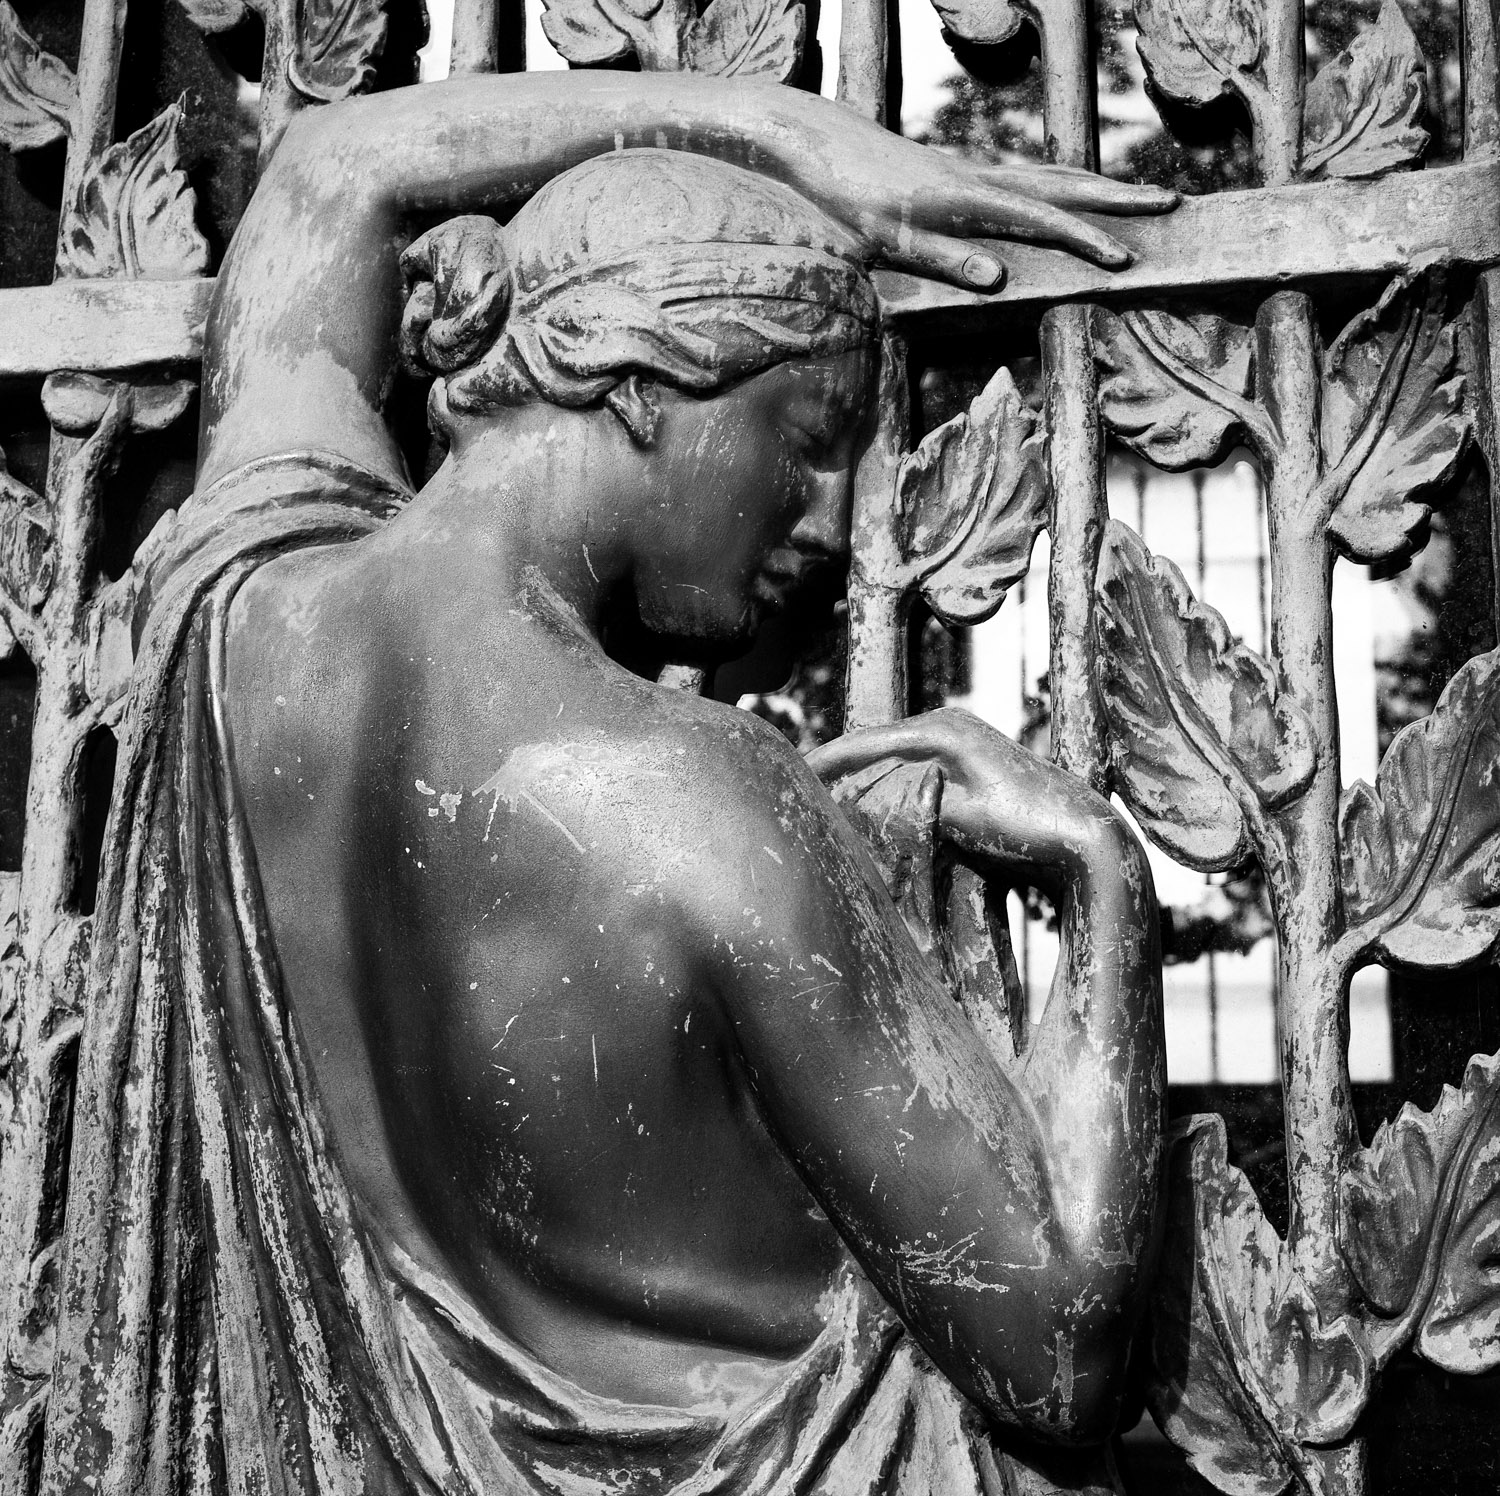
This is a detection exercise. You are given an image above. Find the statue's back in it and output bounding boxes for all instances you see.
[221,531,852,1409]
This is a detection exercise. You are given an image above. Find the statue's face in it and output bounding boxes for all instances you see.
[632,347,874,653]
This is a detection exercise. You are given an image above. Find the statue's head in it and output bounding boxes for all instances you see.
[399,149,879,649]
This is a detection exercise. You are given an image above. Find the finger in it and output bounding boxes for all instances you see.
[821,758,904,799]
[979,164,1179,216]
[805,721,943,780]
[876,226,1007,291]
[912,186,1135,269]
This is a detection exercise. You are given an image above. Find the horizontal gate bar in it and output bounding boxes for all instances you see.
[0,277,215,380]
[2,159,1497,379]
[881,157,1500,330]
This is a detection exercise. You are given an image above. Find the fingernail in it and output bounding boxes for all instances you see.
[962,253,1004,289]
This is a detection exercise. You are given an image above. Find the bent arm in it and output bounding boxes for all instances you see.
[206,74,766,488]
[689,724,1164,1443]
[199,73,1174,490]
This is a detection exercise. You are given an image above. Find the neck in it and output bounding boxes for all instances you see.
[385,404,635,636]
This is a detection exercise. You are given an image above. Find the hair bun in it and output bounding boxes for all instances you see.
[399,215,513,377]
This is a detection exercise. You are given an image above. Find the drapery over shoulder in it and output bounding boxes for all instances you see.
[39,452,1118,1496]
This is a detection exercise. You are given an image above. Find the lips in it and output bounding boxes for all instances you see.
[753,541,841,614]
[752,570,797,610]
[753,549,813,610]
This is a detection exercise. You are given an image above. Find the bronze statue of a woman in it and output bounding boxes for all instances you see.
[42,75,1170,1496]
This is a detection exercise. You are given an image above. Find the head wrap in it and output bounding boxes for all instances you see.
[399,149,880,432]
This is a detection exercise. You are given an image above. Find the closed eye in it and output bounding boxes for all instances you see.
[784,417,851,470]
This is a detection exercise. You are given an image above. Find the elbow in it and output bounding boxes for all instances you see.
[263,100,367,190]
[1044,1331,1134,1446]
[1069,810,1161,975]
[963,1265,1146,1447]
[975,1325,1132,1449]
[280,97,351,155]
[1049,1249,1154,1443]
[1092,810,1155,915]
[262,105,324,177]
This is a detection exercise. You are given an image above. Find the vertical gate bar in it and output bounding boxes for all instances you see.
[257,0,302,170]
[1036,1,1095,169]
[60,0,127,202]
[1255,0,1359,1320]
[0,1,130,1483]
[1039,1,1107,790]
[1462,0,1500,638]
[837,0,889,126]
[1254,15,1365,1496]
[840,0,907,729]
[1194,474,1218,1080]
[845,335,911,729]
[452,0,501,72]
[1042,309,1104,780]
[453,0,525,73]
[1034,21,1123,1461]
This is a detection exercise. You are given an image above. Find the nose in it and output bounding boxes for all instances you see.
[789,464,853,560]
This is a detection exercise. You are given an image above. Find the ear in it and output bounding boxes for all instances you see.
[604,375,662,450]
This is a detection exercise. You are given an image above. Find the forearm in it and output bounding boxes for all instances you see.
[799,720,1169,1433]
[939,743,1165,1274]
[316,73,856,218]
[1020,821,1166,1294]
[199,71,1163,489]
[829,861,1161,1441]
[198,74,883,490]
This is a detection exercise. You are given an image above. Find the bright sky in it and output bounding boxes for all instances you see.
[418,0,963,133]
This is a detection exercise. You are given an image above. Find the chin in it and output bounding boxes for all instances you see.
[645,599,760,657]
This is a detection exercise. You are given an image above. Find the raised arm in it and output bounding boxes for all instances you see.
[198,73,1175,490]
[690,710,1164,1444]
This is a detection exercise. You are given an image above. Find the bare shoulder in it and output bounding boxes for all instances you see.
[618,690,841,848]
[613,692,882,945]
[472,681,860,920]
[220,543,379,830]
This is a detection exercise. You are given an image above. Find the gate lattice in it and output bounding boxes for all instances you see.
[1,0,1499,1489]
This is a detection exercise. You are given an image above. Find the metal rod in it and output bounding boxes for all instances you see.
[59,0,126,204]
[10,160,1500,379]
[1462,0,1500,639]
[1043,306,1107,785]
[1253,18,1360,1484]
[452,0,501,72]
[1462,0,1499,158]
[839,0,906,728]
[1193,473,1220,1082]
[0,0,130,1481]
[844,333,911,729]
[1040,0,1107,790]
[258,0,302,171]
[1260,278,1358,1310]
[453,0,526,73]
[836,0,889,125]
[1037,0,1099,171]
